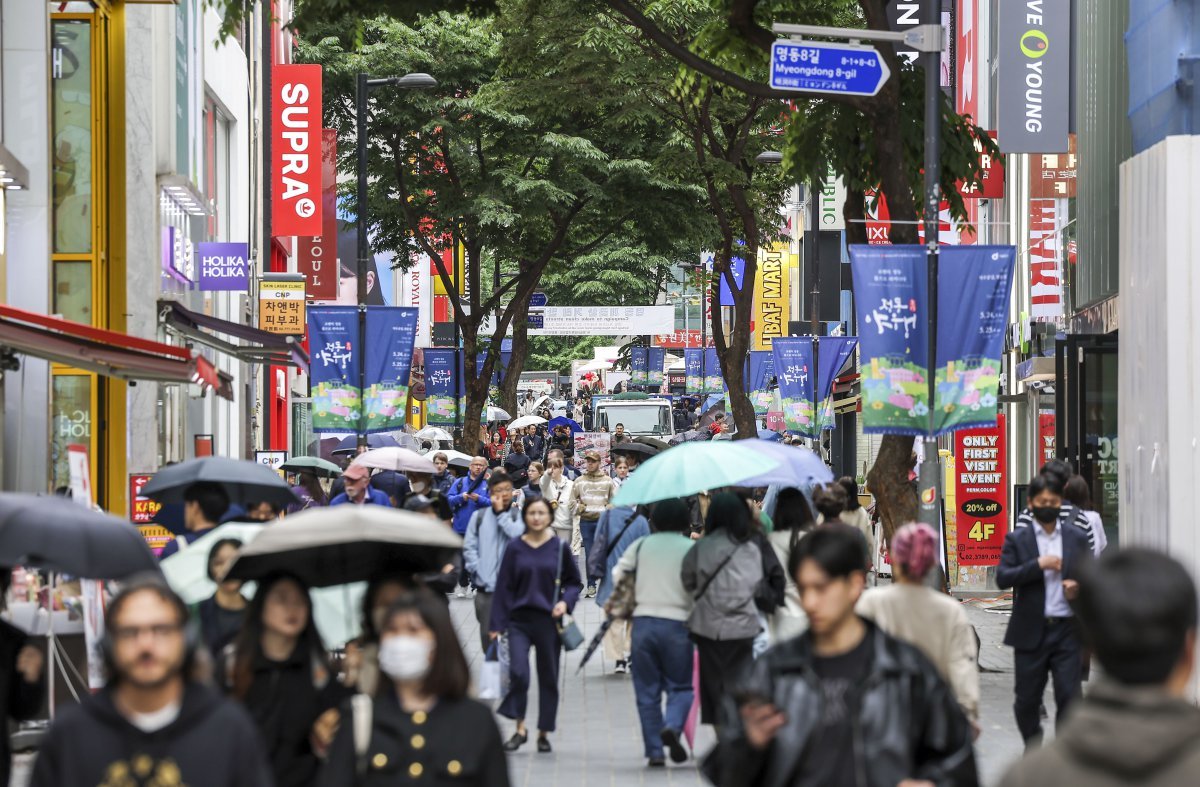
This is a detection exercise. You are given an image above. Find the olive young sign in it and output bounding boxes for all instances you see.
[272,65,323,237]
[998,0,1070,153]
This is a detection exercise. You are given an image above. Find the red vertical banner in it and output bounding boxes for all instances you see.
[1029,199,1064,319]
[954,413,1008,565]
[1037,411,1057,474]
[297,129,339,300]
[272,64,323,238]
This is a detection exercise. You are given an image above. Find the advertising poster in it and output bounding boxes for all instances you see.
[1037,411,1057,475]
[425,349,461,426]
[363,307,419,433]
[702,348,723,394]
[307,306,361,432]
[753,243,792,352]
[849,245,930,435]
[815,337,859,432]
[934,246,1015,434]
[772,338,816,434]
[130,473,172,553]
[684,349,703,394]
[954,414,1008,565]
[630,347,648,387]
[647,348,666,389]
[747,351,776,415]
[259,278,307,335]
[573,432,613,474]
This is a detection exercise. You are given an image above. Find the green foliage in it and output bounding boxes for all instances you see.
[207,0,498,42]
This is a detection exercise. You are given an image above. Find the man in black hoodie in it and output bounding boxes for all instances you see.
[32,575,272,787]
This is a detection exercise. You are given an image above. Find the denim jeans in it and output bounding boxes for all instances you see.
[579,518,600,583]
[631,617,694,759]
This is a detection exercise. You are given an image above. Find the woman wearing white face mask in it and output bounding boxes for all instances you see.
[320,590,510,787]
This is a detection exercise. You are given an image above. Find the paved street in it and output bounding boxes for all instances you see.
[449,590,1032,786]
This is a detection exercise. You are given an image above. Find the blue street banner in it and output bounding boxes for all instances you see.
[772,338,816,434]
[718,254,747,306]
[702,348,723,394]
[647,348,666,389]
[308,307,361,433]
[424,349,461,426]
[849,245,930,435]
[685,349,703,394]
[934,246,1015,434]
[363,307,419,433]
[630,347,648,387]
[815,338,859,431]
[747,351,776,415]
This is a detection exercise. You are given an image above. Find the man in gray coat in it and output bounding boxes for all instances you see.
[463,471,525,652]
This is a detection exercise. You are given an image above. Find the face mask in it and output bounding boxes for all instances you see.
[1031,506,1060,524]
[411,479,428,494]
[378,635,434,682]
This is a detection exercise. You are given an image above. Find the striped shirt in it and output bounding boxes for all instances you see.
[1014,503,1096,553]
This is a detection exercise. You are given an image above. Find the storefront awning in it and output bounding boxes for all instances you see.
[0,305,233,400]
[158,300,309,372]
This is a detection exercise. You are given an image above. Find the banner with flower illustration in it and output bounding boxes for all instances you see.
[772,338,817,435]
[685,349,703,394]
[425,349,463,426]
[849,245,1015,436]
[747,351,776,415]
[702,348,723,394]
[308,307,361,433]
[630,347,648,387]
[363,307,419,433]
[647,348,666,389]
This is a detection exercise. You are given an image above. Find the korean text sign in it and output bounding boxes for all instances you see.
[425,350,462,426]
[954,414,1008,565]
[772,338,816,435]
[259,279,307,334]
[307,307,361,432]
[363,308,419,433]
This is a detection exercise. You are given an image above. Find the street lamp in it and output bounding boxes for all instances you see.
[355,72,438,453]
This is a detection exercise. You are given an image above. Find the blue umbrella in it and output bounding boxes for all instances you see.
[757,429,784,442]
[547,416,583,433]
[736,439,834,490]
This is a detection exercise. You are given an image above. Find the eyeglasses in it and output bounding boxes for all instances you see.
[112,623,183,643]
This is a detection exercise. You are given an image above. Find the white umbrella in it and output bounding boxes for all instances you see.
[355,447,437,475]
[438,449,475,468]
[416,426,453,442]
[485,406,512,422]
[532,395,550,409]
[508,415,547,430]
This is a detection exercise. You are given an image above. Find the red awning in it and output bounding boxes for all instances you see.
[0,305,233,400]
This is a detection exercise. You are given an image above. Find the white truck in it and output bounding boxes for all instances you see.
[591,394,676,439]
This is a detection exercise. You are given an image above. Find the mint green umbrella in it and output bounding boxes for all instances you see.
[612,441,783,506]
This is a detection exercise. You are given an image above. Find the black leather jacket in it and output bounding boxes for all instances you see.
[707,621,978,787]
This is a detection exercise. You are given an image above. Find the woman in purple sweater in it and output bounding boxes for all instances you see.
[488,497,582,753]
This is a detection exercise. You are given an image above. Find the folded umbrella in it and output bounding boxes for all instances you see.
[354,447,437,475]
[225,505,463,588]
[139,457,299,507]
[280,456,343,479]
[575,618,613,674]
[0,494,158,579]
[733,439,834,489]
[508,415,547,430]
[611,442,782,507]
[416,426,453,443]
[547,416,583,434]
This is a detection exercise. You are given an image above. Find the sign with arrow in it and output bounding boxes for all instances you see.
[769,40,891,97]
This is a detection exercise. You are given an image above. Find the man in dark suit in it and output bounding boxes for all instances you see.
[997,473,1092,748]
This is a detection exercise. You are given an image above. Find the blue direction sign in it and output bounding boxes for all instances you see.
[530,291,548,308]
[769,40,891,97]
[527,313,544,329]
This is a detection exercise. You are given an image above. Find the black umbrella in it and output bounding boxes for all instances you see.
[0,494,158,579]
[331,434,400,456]
[575,618,614,674]
[612,442,659,459]
[634,436,671,451]
[139,457,299,506]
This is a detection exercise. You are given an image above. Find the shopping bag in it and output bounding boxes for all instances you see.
[478,641,503,700]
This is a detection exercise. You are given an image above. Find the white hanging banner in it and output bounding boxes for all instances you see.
[529,306,675,336]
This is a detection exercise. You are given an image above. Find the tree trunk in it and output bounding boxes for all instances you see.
[499,298,531,417]
[460,328,488,456]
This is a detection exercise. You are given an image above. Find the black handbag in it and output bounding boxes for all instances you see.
[553,539,585,650]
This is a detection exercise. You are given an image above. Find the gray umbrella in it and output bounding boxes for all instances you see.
[139,457,299,506]
[331,434,400,456]
[0,494,158,579]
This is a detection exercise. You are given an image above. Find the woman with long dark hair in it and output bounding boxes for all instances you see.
[320,591,510,787]
[222,572,349,787]
[193,538,249,655]
[838,476,874,570]
[289,470,329,514]
[486,432,507,469]
[680,492,763,730]
[766,488,817,643]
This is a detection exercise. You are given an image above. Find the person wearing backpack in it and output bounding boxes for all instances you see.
[588,504,650,674]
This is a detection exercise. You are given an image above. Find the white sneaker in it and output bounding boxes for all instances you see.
[614,660,629,674]
[455,588,466,599]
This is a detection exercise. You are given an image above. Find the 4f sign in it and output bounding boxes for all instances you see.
[272,65,323,237]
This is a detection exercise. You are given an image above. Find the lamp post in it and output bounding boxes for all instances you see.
[356,72,438,453]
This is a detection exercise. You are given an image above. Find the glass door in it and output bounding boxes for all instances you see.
[1058,333,1119,546]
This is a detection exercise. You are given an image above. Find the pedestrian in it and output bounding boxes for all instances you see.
[997,473,1091,749]
[998,548,1200,787]
[486,432,507,469]
[489,497,582,753]
[546,447,578,480]
[540,457,574,542]
[611,498,696,768]
[1062,475,1108,556]
[289,470,329,513]
[548,429,574,466]
[811,481,848,525]
[221,571,350,787]
[1016,460,1096,553]
[32,575,272,786]
[588,503,650,674]
[502,438,531,488]
[525,462,545,501]
[0,571,44,787]
[193,537,250,656]
[462,472,525,653]
[611,458,630,488]
[159,481,229,558]
[449,456,492,536]
[571,450,617,597]
[245,501,283,522]
[343,573,418,696]
[431,452,454,495]
[369,470,411,508]
[707,524,978,787]
[523,425,545,463]
[857,523,980,732]
[764,487,816,644]
[330,463,392,507]
[837,476,874,572]
[612,423,628,444]
[680,491,763,729]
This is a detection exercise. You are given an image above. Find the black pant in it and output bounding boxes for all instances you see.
[694,635,754,725]
[499,609,562,732]
[1013,618,1082,743]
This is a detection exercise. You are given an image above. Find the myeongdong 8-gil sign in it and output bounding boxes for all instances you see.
[998,0,1070,153]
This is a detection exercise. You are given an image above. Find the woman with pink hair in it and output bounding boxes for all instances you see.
[857,523,981,735]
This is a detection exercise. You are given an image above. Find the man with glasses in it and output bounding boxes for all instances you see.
[31,576,271,786]
[329,462,390,507]
[571,450,617,597]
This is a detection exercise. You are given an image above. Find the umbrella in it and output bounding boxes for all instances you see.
[508,415,547,430]
[280,456,342,479]
[139,457,299,507]
[669,429,706,446]
[0,494,158,579]
[331,434,400,456]
[355,447,437,475]
[226,505,463,588]
[611,441,782,506]
[438,449,475,468]
[532,395,551,410]
[485,406,512,422]
[416,426,453,443]
[393,433,423,451]
[547,416,583,433]
[634,436,671,451]
[734,440,834,489]
[757,429,784,442]
[611,442,659,459]
[575,618,614,674]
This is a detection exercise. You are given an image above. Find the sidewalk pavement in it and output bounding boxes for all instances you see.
[449,592,1033,787]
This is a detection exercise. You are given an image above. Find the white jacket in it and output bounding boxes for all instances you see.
[540,474,574,532]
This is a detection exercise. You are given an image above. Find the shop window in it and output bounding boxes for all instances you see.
[53,261,93,323]
[50,375,93,491]
[51,19,93,255]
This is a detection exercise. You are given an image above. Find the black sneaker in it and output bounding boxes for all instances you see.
[502,732,527,752]
[648,757,666,768]
[661,728,688,763]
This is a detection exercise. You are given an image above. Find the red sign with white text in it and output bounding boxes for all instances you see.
[297,129,339,299]
[954,414,1008,566]
[129,474,162,525]
[653,330,713,349]
[1037,412,1057,476]
[272,65,323,238]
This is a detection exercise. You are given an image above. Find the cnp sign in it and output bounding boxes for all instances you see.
[272,65,323,237]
